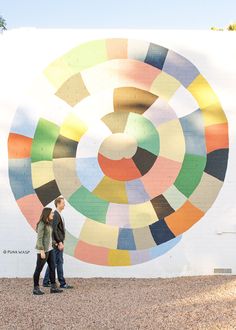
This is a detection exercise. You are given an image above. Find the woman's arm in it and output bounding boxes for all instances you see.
[36,221,45,251]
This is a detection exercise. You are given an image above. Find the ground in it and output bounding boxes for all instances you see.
[0,276,235,329]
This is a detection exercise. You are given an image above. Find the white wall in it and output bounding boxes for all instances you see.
[0,29,235,277]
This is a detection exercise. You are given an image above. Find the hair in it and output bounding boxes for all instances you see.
[36,207,52,229]
[54,196,64,207]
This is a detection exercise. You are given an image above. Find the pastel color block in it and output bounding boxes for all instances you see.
[31,119,60,163]
[163,185,187,210]
[93,176,128,204]
[44,57,74,89]
[53,158,81,199]
[149,235,182,259]
[106,204,130,228]
[63,39,108,74]
[55,73,90,106]
[141,156,182,198]
[75,240,109,266]
[180,110,206,156]
[60,113,87,142]
[8,158,34,200]
[113,87,158,115]
[157,119,185,162]
[82,59,161,95]
[69,186,109,223]
[102,111,129,133]
[108,249,131,266]
[188,74,219,109]
[106,39,128,59]
[129,201,157,228]
[126,179,150,204]
[117,228,136,250]
[8,133,32,159]
[143,98,177,126]
[130,250,150,265]
[200,102,227,127]
[133,226,157,249]
[31,161,54,189]
[189,172,223,212]
[125,112,159,155]
[150,72,181,100]
[98,154,141,181]
[10,104,39,138]
[79,219,119,249]
[205,123,229,153]
[163,50,199,87]
[76,157,104,191]
[16,194,43,229]
[174,154,206,198]
[165,201,204,236]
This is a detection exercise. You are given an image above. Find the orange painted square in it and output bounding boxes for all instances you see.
[106,39,128,59]
[165,201,204,236]
[8,133,32,159]
[205,123,228,153]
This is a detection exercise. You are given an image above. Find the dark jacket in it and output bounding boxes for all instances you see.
[52,210,65,247]
[35,221,52,251]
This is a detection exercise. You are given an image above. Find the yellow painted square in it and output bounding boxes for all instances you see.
[150,72,181,100]
[188,74,218,109]
[60,113,87,141]
[44,57,73,90]
[31,161,54,189]
[108,249,131,266]
[93,177,128,204]
[79,219,119,249]
[129,201,157,228]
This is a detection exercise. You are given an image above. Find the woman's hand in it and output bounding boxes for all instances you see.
[40,250,46,259]
[58,242,64,251]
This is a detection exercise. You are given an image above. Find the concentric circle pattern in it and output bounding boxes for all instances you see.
[8,39,229,266]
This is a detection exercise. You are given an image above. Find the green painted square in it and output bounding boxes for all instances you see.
[31,119,60,163]
[174,154,206,197]
[63,40,108,75]
[69,186,109,223]
[125,113,159,155]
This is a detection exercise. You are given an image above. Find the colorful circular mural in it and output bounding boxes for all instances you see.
[8,39,229,266]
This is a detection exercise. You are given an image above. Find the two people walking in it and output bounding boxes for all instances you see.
[33,196,73,295]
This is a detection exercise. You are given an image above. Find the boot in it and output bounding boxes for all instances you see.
[50,283,63,294]
[33,286,44,295]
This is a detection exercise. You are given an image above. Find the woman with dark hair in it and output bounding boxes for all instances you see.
[33,207,63,295]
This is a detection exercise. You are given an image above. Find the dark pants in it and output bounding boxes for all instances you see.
[33,250,56,287]
[43,248,66,286]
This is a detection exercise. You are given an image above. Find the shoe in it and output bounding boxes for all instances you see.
[60,284,73,289]
[50,284,63,294]
[33,286,44,295]
[43,282,51,287]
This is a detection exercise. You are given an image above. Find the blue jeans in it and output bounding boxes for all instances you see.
[43,248,66,286]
